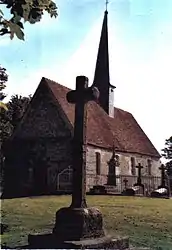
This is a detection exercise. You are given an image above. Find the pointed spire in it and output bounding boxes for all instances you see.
[93,10,109,89]
[93,10,115,117]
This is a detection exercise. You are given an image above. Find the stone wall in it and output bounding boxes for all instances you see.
[4,82,72,197]
[86,144,161,192]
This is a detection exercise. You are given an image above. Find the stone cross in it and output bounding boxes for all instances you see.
[136,163,143,185]
[123,178,128,189]
[107,144,119,186]
[67,76,99,208]
[159,164,166,187]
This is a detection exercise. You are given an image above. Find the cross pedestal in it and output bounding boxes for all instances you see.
[28,76,129,249]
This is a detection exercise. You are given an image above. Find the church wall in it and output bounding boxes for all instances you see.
[86,144,161,192]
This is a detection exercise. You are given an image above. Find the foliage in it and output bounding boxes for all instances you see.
[0,65,8,111]
[0,94,31,143]
[162,136,172,160]
[0,94,31,190]
[1,196,172,249]
[162,136,172,175]
[0,0,58,40]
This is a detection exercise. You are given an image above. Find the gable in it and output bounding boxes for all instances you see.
[12,80,71,140]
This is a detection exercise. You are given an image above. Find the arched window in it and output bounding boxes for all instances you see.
[96,152,101,175]
[147,159,152,175]
[131,157,136,175]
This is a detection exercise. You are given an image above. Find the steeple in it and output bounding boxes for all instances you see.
[93,9,115,118]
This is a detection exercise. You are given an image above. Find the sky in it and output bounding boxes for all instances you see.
[1,0,172,157]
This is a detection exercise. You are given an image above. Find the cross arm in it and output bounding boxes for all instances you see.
[66,86,99,104]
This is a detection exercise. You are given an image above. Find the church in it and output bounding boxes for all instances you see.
[4,11,161,197]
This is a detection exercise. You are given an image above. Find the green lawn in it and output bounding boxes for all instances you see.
[1,195,172,249]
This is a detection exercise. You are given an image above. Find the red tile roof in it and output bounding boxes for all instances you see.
[45,77,160,158]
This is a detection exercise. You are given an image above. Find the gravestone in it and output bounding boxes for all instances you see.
[123,178,128,190]
[28,76,129,249]
[158,164,167,189]
[151,164,169,198]
[107,144,119,186]
[124,163,144,196]
[90,145,120,195]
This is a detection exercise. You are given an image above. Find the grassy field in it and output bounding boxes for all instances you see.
[1,195,172,249]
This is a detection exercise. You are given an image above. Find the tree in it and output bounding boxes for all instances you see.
[6,94,31,128]
[0,65,8,111]
[0,94,31,144]
[162,136,172,175]
[0,0,58,40]
[0,93,31,190]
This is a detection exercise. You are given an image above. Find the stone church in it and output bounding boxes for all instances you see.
[4,11,161,197]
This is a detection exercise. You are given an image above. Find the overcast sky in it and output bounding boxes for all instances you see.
[1,0,172,157]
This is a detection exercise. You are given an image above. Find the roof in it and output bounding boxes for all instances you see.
[45,77,161,158]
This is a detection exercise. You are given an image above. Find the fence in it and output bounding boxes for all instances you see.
[56,168,162,194]
[86,174,161,193]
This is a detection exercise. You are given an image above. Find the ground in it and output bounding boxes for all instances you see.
[1,195,172,249]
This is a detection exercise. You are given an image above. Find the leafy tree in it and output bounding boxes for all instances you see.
[0,94,31,144]
[0,65,8,111]
[6,94,31,128]
[162,136,172,176]
[0,0,58,40]
[0,93,31,190]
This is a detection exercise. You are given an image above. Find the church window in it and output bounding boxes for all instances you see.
[147,159,152,175]
[131,157,136,175]
[96,152,101,175]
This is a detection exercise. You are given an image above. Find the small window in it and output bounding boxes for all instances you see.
[96,152,101,175]
[147,159,152,175]
[131,157,136,175]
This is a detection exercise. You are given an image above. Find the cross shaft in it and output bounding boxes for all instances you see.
[67,76,99,208]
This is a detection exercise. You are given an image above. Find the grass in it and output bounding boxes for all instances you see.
[1,195,172,249]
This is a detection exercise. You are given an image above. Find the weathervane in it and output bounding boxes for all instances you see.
[105,0,109,11]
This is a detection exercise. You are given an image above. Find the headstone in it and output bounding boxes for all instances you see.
[158,164,166,188]
[28,76,129,249]
[135,163,143,186]
[89,185,107,194]
[151,164,169,198]
[107,144,119,186]
[150,188,169,199]
[124,163,144,196]
[123,178,128,190]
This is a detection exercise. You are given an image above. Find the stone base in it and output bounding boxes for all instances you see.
[28,234,129,249]
[53,207,105,240]
[28,206,129,249]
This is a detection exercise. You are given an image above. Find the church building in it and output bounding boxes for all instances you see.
[4,11,161,197]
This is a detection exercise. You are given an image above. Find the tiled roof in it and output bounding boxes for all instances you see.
[45,77,160,158]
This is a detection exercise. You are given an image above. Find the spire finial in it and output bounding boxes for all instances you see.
[105,0,109,11]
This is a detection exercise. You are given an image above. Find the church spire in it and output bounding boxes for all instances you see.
[93,8,115,117]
